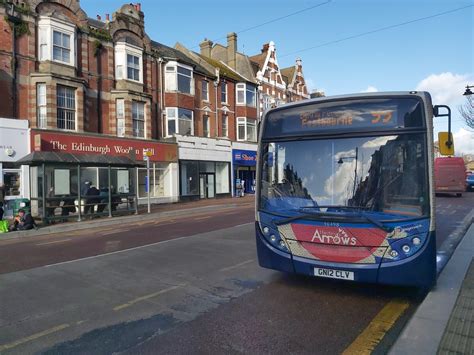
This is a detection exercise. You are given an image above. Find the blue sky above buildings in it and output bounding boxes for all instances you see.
[82,0,474,153]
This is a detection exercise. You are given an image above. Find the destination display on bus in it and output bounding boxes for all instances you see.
[263,98,424,138]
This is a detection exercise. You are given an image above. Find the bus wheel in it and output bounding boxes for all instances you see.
[456,193,462,197]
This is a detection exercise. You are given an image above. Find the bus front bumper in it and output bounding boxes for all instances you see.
[256,224,437,288]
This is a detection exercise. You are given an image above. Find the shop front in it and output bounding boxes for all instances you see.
[26,130,178,218]
[177,136,232,201]
[232,144,257,195]
[0,118,30,214]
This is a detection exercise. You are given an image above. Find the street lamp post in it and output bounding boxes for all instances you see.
[337,147,359,197]
[463,85,473,96]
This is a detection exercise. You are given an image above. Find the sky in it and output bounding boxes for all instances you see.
[81,0,474,154]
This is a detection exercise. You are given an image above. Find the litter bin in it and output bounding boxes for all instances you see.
[11,198,31,216]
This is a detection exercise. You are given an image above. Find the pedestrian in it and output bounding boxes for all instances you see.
[10,209,36,231]
[84,184,100,215]
[0,201,4,220]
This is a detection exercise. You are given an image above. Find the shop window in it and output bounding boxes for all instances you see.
[57,85,76,130]
[216,162,230,194]
[37,83,47,128]
[180,161,199,196]
[3,171,21,198]
[132,101,145,138]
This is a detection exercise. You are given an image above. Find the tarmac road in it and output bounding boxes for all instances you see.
[0,194,472,354]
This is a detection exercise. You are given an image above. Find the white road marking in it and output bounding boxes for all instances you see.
[36,239,72,246]
[219,259,255,272]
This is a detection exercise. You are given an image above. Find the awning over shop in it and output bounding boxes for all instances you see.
[16,151,144,167]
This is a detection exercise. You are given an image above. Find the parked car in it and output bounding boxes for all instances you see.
[466,172,474,191]
[434,157,466,197]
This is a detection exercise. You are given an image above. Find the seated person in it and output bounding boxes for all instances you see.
[10,209,36,231]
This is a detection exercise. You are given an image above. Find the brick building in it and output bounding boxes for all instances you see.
[0,0,313,204]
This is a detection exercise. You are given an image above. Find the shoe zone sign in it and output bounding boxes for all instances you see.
[232,149,257,166]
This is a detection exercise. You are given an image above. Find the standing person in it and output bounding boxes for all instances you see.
[10,209,36,231]
[0,201,4,220]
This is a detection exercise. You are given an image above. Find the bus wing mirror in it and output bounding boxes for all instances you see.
[438,132,454,156]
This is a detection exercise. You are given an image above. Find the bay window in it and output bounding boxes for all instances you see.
[166,107,194,136]
[115,42,143,83]
[38,17,75,66]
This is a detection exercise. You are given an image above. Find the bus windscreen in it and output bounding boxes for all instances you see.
[263,98,424,138]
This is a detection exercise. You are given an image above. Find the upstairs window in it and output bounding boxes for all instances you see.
[57,85,76,131]
[37,83,47,129]
[166,107,194,136]
[236,83,256,106]
[202,81,209,101]
[38,17,75,66]
[237,117,257,142]
[203,115,210,137]
[165,61,194,95]
[116,99,125,137]
[221,82,227,103]
[222,114,228,138]
[132,101,145,138]
[115,42,143,83]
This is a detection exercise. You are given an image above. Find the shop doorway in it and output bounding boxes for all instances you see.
[199,173,215,199]
[236,168,256,193]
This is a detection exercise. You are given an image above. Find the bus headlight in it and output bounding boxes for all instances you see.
[412,237,421,246]
[390,250,399,258]
[263,226,270,235]
[402,245,411,254]
[279,240,287,250]
[270,235,277,243]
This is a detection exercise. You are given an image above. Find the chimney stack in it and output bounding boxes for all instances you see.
[227,32,237,69]
[136,3,141,11]
[199,38,213,58]
[261,43,270,53]
[96,15,101,21]
[105,14,110,22]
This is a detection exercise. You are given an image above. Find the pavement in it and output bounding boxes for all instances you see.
[0,195,255,241]
[390,209,474,354]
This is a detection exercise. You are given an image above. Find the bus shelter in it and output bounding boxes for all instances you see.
[16,151,143,223]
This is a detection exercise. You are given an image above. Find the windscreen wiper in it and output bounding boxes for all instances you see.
[275,208,393,233]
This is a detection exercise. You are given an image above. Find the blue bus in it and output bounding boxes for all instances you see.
[256,92,450,289]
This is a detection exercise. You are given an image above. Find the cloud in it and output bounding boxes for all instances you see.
[415,72,472,106]
[362,86,378,93]
[453,128,474,155]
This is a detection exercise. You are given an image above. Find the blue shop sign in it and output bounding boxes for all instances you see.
[233,149,257,166]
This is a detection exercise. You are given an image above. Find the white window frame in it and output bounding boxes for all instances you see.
[203,115,210,137]
[56,85,76,131]
[221,82,228,104]
[202,80,209,101]
[116,99,125,137]
[164,61,194,95]
[222,114,228,138]
[38,17,76,67]
[165,107,194,137]
[237,117,257,142]
[236,83,256,107]
[115,42,143,83]
[132,101,145,138]
[37,83,47,128]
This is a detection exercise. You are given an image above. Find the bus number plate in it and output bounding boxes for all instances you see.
[314,267,354,280]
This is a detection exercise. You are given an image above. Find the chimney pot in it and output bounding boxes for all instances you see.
[106,14,110,21]
[137,3,142,11]
[96,15,101,21]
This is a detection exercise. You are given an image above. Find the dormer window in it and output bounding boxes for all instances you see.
[165,61,194,95]
[38,17,76,66]
[115,42,143,83]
